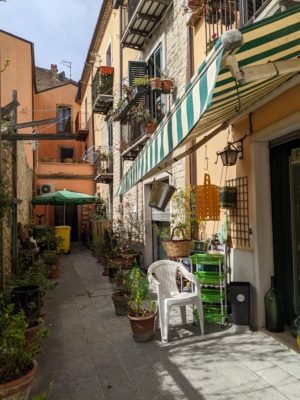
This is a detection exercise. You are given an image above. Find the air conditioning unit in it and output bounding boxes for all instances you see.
[40,183,55,194]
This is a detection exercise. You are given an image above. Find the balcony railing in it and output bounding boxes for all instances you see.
[75,112,89,141]
[94,146,113,183]
[186,0,272,50]
[120,120,150,160]
[92,67,114,114]
[121,0,170,49]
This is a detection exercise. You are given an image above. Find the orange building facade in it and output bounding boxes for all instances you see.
[33,66,95,241]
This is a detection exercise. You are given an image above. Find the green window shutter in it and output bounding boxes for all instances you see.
[154,44,162,77]
[128,61,147,86]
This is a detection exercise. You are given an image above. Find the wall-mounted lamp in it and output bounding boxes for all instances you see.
[215,136,246,166]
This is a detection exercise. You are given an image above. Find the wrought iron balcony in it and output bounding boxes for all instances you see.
[120,119,150,160]
[75,112,89,142]
[92,67,114,114]
[186,0,273,50]
[121,0,170,49]
[94,146,113,183]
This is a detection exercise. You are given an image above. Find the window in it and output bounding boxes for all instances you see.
[108,121,113,147]
[60,147,74,162]
[106,43,112,67]
[57,106,71,133]
[147,44,162,121]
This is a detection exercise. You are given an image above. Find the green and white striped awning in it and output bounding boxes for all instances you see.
[117,6,300,196]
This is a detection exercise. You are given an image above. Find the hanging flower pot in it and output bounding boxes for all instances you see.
[99,66,114,75]
[149,180,176,211]
[143,121,157,134]
[161,79,174,94]
[220,186,237,208]
[149,77,162,91]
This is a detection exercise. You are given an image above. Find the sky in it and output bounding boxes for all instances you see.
[0,0,102,81]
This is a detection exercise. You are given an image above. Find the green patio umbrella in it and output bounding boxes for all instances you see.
[32,189,96,224]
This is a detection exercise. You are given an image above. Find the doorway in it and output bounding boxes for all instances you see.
[54,205,78,241]
[270,136,300,323]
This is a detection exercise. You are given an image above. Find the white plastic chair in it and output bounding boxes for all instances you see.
[148,260,204,343]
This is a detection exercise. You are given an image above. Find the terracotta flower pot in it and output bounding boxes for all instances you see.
[49,266,60,279]
[161,79,173,94]
[128,312,156,342]
[99,66,114,75]
[0,360,38,400]
[143,122,157,135]
[25,319,45,346]
[150,77,162,91]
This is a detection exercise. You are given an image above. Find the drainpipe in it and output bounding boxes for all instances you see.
[119,5,124,220]
[187,25,197,239]
[11,90,18,274]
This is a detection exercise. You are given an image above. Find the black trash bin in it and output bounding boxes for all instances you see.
[229,282,250,325]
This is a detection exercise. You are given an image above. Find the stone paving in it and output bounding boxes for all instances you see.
[32,244,300,400]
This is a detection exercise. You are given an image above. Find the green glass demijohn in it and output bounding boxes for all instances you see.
[264,276,285,332]
[290,307,300,338]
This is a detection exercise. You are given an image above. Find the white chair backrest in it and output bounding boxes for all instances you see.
[148,260,184,298]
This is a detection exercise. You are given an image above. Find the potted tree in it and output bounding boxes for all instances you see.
[0,296,46,400]
[125,267,156,342]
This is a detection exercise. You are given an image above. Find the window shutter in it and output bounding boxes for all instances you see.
[128,61,147,86]
[154,45,162,77]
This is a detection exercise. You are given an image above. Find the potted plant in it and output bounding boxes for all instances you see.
[161,70,174,94]
[130,103,157,134]
[149,76,162,91]
[133,75,149,87]
[0,296,46,400]
[111,269,130,316]
[99,66,114,75]
[125,267,156,342]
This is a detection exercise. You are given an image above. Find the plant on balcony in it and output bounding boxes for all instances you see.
[122,84,133,100]
[149,76,162,91]
[99,66,114,75]
[132,75,150,87]
[112,97,128,120]
[161,69,174,94]
[129,104,157,135]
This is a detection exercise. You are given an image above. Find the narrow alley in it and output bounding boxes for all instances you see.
[32,245,300,400]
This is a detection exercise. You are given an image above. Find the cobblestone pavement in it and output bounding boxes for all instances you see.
[32,244,300,400]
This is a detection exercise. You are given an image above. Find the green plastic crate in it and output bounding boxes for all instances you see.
[195,271,225,285]
[190,253,224,265]
[201,289,225,303]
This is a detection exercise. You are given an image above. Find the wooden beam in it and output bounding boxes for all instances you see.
[137,12,160,22]
[129,28,148,37]
[0,100,20,117]
[10,117,59,130]
[1,133,78,141]
[155,0,169,5]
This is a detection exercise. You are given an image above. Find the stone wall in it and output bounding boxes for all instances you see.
[17,142,33,225]
[113,0,189,264]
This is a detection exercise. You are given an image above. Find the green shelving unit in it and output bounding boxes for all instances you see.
[191,253,227,325]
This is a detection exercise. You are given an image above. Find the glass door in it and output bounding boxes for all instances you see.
[290,149,300,311]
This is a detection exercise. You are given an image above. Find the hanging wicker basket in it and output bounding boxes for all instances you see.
[163,227,192,258]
